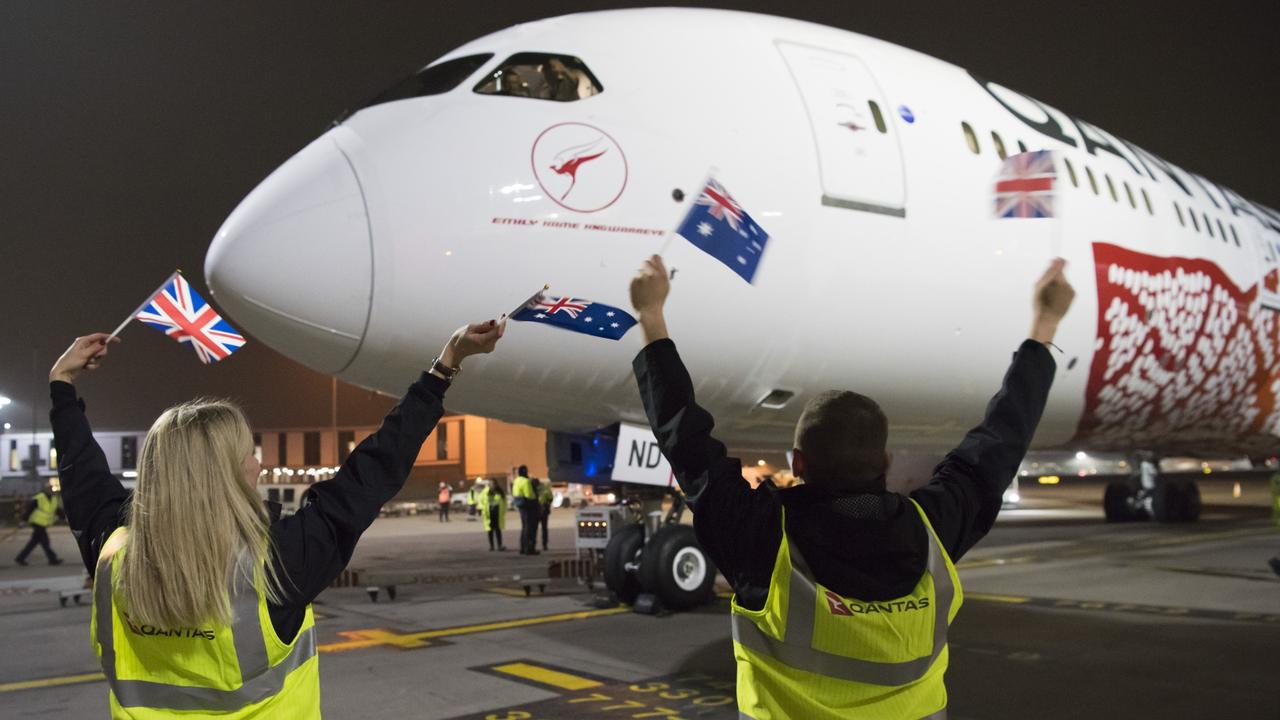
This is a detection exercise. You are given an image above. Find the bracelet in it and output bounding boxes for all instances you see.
[429,356,460,381]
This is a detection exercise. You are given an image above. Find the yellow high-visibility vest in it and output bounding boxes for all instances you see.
[29,492,58,527]
[731,499,963,720]
[512,475,536,500]
[91,528,320,719]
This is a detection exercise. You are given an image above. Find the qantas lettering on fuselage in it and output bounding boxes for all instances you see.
[969,72,1280,233]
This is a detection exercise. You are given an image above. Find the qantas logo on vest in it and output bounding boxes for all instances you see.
[123,612,215,640]
[824,589,930,615]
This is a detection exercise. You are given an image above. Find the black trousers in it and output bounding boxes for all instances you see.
[438,503,449,522]
[518,501,539,553]
[16,525,57,562]
[539,507,550,549]
[488,525,503,549]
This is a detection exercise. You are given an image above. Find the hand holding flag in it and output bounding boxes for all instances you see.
[49,333,120,384]
[510,288,638,341]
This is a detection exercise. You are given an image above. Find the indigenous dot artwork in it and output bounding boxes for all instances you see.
[1074,243,1280,452]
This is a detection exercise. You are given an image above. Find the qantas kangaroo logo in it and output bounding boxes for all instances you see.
[532,123,628,213]
[548,138,609,201]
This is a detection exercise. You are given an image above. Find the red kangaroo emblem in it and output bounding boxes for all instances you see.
[549,137,608,200]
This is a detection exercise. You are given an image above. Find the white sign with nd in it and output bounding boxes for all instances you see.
[611,422,674,487]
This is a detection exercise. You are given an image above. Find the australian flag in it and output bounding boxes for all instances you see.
[510,291,638,341]
[995,150,1056,218]
[676,177,769,283]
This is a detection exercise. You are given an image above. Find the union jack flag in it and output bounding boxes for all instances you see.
[533,296,590,319]
[510,289,637,341]
[994,150,1056,219]
[135,272,246,363]
[676,176,770,284]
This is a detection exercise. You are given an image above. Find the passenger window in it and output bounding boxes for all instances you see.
[1085,166,1099,195]
[962,122,980,154]
[1123,182,1136,209]
[1174,202,1185,226]
[1231,225,1241,247]
[1204,213,1214,238]
[1189,210,1200,232]
[1217,219,1229,244]
[868,100,887,133]
[1017,140,1028,153]
[1063,158,1078,187]
[360,53,494,111]
[474,52,603,101]
[1105,174,1118,202]
[991,131,1007,160]
[1141,188,1154,215]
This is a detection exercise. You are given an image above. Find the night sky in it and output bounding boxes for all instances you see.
[2,1,1276,432]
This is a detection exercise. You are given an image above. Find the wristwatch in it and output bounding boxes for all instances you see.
[429,356,460,382]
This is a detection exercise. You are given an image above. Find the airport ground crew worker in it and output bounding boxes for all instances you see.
[536,477,554,551]
[511,465,539,555]
[480,481,508,551]
[467,478,483,520]
[14,483,64,566]
[48,319,504,718]
[438,482,452,522]
[628,255,1074,719]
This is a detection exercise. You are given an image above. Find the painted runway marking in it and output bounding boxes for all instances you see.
[488,660,606,691]
[0,672,105,693]
[959,525,1275,569]
[0,606,630,694]
[453,670,738,720]
[318,606,629,652]
[968,592,1280,624]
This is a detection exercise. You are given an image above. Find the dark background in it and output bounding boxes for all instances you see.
[1,1,1276,431]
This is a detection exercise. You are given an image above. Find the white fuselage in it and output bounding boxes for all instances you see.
[205,9,1280,457]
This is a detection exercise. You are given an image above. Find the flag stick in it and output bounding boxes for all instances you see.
[509,284,550,317]
[107,270,179,342]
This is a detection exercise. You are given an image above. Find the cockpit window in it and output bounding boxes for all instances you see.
[474,52,602,101]
[360,53,494,111]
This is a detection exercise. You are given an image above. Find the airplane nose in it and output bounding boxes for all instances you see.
[205,132,371,374]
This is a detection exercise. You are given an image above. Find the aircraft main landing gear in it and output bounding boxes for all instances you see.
[1104,457,1201,523]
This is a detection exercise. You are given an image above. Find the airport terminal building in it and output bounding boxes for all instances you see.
[0,414,547,509]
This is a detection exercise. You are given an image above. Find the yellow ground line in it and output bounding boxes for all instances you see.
[317,606,630,653]
[965,591,1031,604]
[0,672,105,693]
[2,607,631,693]
[491,662,602,690]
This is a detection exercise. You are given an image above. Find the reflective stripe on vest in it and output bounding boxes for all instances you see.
[730,506,956,687]
[94,555,317,711]
[741,708,947,720]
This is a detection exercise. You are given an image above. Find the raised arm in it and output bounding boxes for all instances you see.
[912,258,1075,561]
[47,334,129,575]
[268,319,504,607]
[630,256,781,590]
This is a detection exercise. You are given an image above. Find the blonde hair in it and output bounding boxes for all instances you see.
[119,398,285,628]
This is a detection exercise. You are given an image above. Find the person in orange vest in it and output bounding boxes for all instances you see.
[49,318,503,717]
[438,482,452,522]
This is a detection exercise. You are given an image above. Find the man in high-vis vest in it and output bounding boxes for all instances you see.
[15,483,63,566]
[629,255,1074,718]
[511,465,540,555]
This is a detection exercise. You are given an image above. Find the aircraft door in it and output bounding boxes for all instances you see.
[777,42,906,217]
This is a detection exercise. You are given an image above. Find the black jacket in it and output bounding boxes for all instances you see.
[633,338,1056,611]
[51,372,448,642]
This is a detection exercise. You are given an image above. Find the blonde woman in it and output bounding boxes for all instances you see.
[49,319,504,718]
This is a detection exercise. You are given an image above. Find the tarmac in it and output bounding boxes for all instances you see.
[1,478,1277,719]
